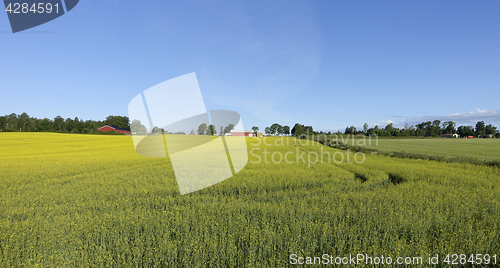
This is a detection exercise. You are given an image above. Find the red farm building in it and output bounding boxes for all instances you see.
[228,130,255,137]
[98,125,131,134]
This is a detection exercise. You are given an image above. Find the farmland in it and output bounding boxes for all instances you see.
[360,137,500,160]
[1,133,500,267]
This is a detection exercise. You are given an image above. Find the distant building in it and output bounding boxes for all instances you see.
[442,134,459,138]
[230,130,255,137]
[98,125,131,134]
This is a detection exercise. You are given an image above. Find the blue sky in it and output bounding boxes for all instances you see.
[1,0,499,132]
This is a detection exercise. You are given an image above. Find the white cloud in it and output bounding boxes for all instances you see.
[320,109,500,133]
[397,109,500,128]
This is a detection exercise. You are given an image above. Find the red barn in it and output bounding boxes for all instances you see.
[98,125,131,134]
[229,130,254,137]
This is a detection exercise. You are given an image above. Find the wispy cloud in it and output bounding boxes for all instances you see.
[396,109,500,127]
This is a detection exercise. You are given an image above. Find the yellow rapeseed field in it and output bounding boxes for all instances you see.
[1,133,499,267]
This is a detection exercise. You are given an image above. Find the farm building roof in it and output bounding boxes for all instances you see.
[99,125,131,131]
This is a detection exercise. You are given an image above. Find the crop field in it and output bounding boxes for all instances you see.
[357,137,500,160]
[1,133,500,267]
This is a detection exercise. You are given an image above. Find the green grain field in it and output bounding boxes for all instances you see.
[339,136,500,160]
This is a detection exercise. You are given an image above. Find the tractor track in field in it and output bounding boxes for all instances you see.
[294,138,406,189]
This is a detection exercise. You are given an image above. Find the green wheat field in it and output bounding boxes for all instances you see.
[1,133,499,267]
[363,138,500,160]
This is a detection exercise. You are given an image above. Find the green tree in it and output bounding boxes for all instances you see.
[131,119,147,134]
[403,123,415,136]
[208,124,216,135]
[283,125,290,135]
[152,126,163,134]
[363,123,368,134]
[485,124,497,137]
[269,123,282,136]
[265,127,271,136]
[0,116,5,131]
[475,121,485,136]
[344,126,356,135]
[39,118,53,132]
[18,112,30,131]
[291,123,304,136]
[74,117,84,132]
[198,123,208,135]
[442,121,456,134]
[431,120,442,136]
[457,125,474,137]
[423,121,432,136]
[291,123,312,137]
[252,126,259,136]
[64,118,74,132]
[85,120,99,133]
[385,123,393,132]
[305,126,313,134]
[106,115,130,129]
[6,113,17,131]
[367,128,375,136]
[27,118,39,132]
[224,124,235,134]
[53,116,65,132]
[276,124,284,135]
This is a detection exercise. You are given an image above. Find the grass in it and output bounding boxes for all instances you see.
[364,138,500,160]
[310,134,500,160]
[1,133,500,267]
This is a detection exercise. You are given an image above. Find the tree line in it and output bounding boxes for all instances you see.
[128,120,238,136]
[0,113,130,134]
[197,123,235,136]
[250,123,311,136]
[3,112,498,139]
[343,120,499,138]
[255,120,499,138]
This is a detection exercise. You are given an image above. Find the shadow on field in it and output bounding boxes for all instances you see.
[354,173,368,183]
[388,173,405,185]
